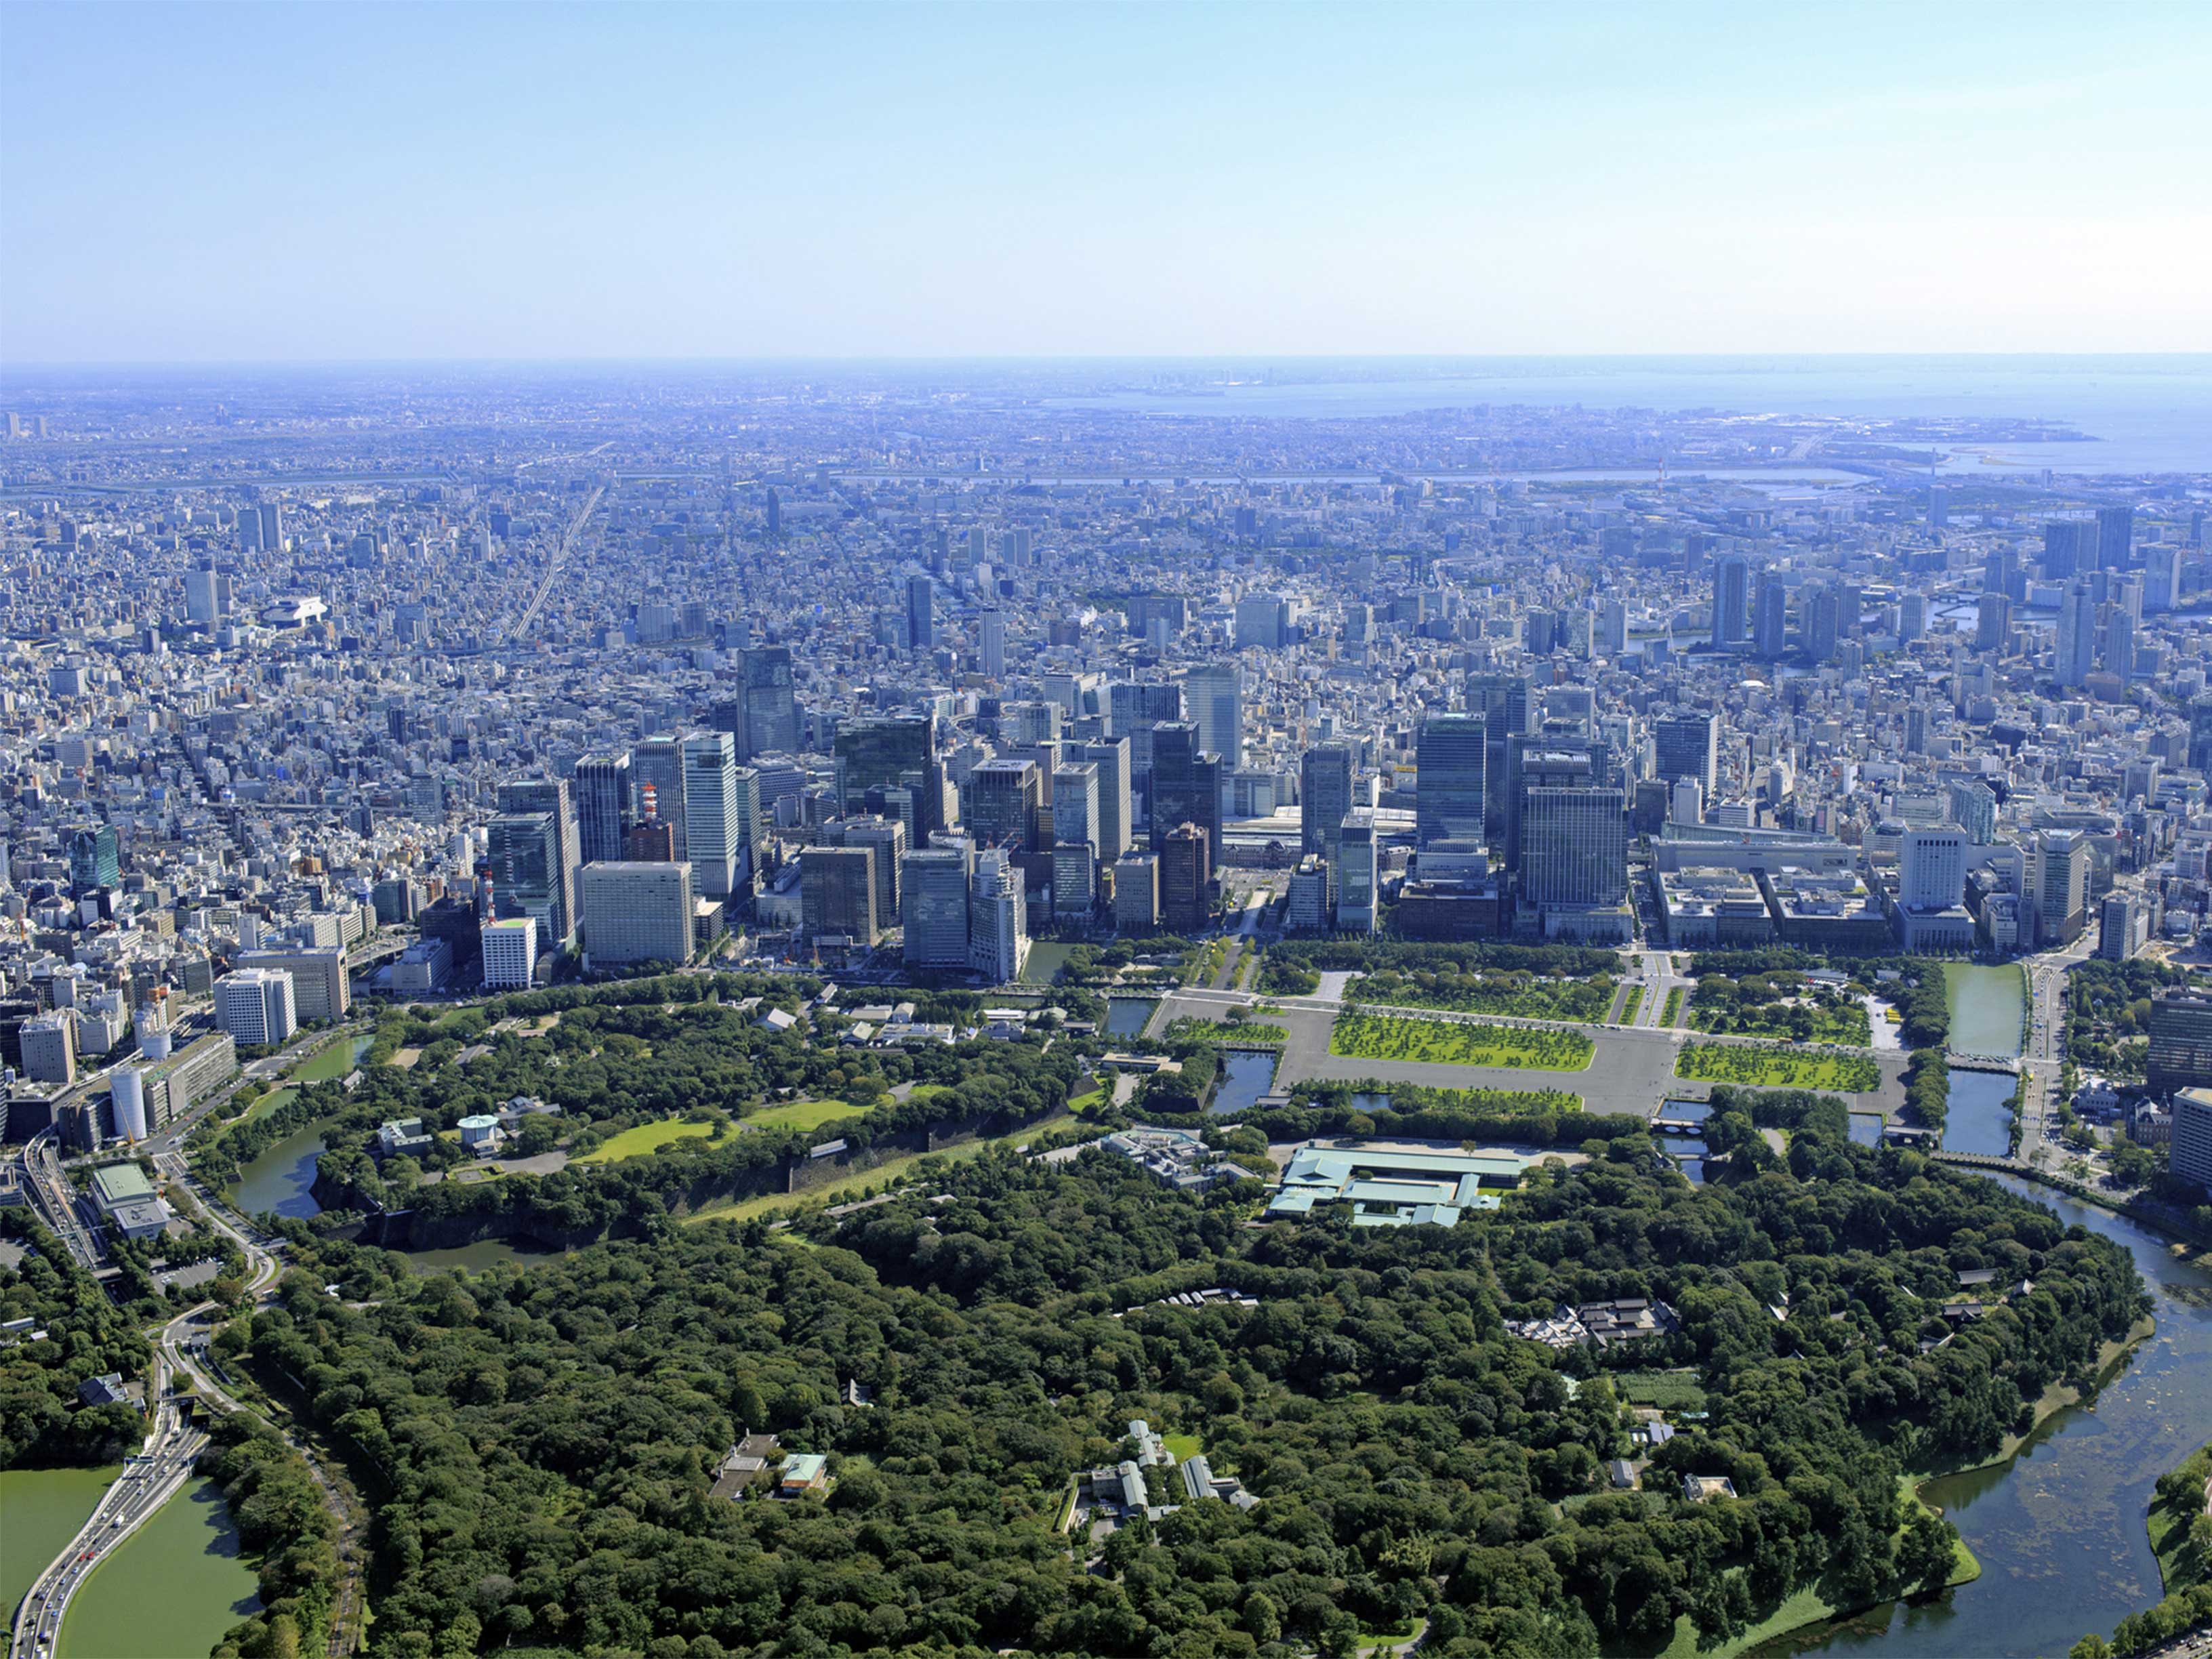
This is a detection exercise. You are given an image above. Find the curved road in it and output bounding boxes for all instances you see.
[8,1145,369,1658]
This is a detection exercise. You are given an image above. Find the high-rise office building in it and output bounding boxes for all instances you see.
[978,610,1006,677]
[580,861,695,966]
[835,716,933,815]
[901,844,974,969]
[1806,584,1841,662]
[828,815,906,923]
[680,731,745,899]
[2148,991,2212,1094]
[216,968,296,1048]
[1653,712,1719,798]
[572,752,634,867]
[1948,779,1998,844]
[966,758,1042,850]
[1077,737,1132,865]
[802,846,878,944]
[1711,556,1750,648]
[1234,594,1290,650]
[1183,663,1244,766]
[1597,598,1628,656]
[631,737,690,863]
[2031,828,2089,946]
[2055,583,2096,689]
[2171,1090,2212,1193]
[1113,850,1160,931]
[1150,722,1223,859]
[1518,788,1628,909]
[497,779,581,949]
[1976,591,2013,653]
[1052,762,1101,918]
[185,565,229,626]
[1160,823,1211,934]
[68,825,121,893]
[1300,743,1354,866]
[1753,571,1788,659]
[968,849,1028,981]
[487,809,565,952]
[1899,830,1967,910]
[1109,680,1184,774]
[1415,714,1487,848]
[1466,672,1533,843]
[2043,518,2098,579]
[480,918,539,990]
[1336,810,1378,933]
[1898,592,1928,646]
[734,647,800,759]
[2097,505,2135,569]
[905,573,936,650]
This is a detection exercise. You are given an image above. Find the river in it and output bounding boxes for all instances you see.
[57,1475,260,1659]
[1761,1175,2212,1658]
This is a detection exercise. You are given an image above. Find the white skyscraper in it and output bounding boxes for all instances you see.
[681,730,743,899]
[1183,663,1244,766]
[1899,830,1967,910]
[979,610,1006,678]
[968,848,1029,981]
[216,967,297,1048]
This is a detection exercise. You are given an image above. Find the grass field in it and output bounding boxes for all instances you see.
[1162,1433,1200,1463]
[745,1099,867,1134]
[573,1117,721,1164]
[1618,985,1645,1025]
[1675,1042,1880,1092]
[1330,1010,1595,1072]
[1660,986,1685,1027]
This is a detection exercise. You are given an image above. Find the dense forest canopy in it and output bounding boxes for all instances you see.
[199,1111,2142,1659]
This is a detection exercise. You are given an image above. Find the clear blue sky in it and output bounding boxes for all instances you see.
[3,1,2207,362]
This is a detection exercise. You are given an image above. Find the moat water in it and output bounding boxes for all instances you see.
[1763,1176,2212,1658]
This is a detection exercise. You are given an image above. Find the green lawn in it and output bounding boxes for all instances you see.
[1162,1433,1201,1463]
[1660,986,1685,1027]
[1675,1042,1880,1092]
[1330,1010,1595,1072]
[1618,985,1645,1025]
[745,1098,868,1134]
[1350,970,1616,1023]
[573,1117,721,1164]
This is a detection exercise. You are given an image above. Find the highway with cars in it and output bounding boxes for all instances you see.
[7,1358,207,1659]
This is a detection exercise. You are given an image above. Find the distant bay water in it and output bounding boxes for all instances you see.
[1041,355,2212,476]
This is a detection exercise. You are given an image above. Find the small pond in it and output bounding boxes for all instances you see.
[1940,1070,2018,1158]
[1848,1112,1885,1147]
[1105,998,1155,1036]
[1208,1050,1280,1117]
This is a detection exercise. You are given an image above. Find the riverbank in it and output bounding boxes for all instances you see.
[1906,1317,2157,1485]
[1647,1477,1981,1659]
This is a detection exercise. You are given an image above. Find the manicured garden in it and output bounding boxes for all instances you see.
[1345,968,1616,1023]
[1687,969,1872,1045]
[1329,1011,1595,1072]
[1675,1042,1880,1092]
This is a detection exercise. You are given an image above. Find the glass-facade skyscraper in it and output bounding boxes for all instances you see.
[1414,714,1486,848]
